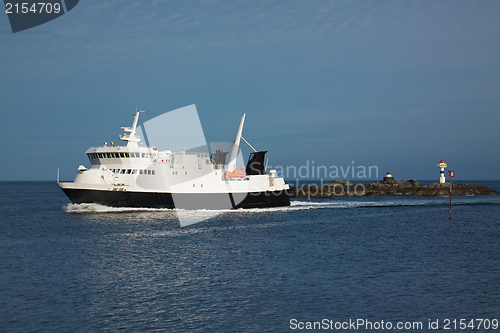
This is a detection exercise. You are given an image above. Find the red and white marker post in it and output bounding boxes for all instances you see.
[448,170,455,219]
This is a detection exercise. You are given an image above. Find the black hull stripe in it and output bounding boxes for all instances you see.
[60,188,291,210]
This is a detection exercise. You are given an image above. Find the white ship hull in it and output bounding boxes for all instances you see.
[59,185,290,209]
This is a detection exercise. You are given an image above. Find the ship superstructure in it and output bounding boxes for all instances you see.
[58,110,290,209]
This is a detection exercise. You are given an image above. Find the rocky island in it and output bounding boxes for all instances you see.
[289,179,499,198]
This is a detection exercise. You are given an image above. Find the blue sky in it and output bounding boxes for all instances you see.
[1,0,499,181]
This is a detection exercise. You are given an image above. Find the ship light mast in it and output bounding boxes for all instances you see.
[120,110,144,147]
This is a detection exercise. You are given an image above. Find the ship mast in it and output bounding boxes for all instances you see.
[227,113,245,171]
[120,110,144,147]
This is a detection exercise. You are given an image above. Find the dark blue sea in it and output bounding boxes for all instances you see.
[1,181,499,332]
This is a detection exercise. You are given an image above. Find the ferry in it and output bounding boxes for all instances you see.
[57,108,290,209]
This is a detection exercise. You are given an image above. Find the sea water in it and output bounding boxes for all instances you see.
[1,181,499,332]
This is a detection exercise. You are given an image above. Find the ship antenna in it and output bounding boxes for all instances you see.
[241,136,257,152]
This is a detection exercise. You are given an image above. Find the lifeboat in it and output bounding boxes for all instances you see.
[225,167,247,178]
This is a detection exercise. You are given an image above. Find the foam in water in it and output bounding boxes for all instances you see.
[64,195,499,227]
[63,203,175,214]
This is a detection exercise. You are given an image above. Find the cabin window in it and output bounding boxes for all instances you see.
[119,153,124,158]
[125,153,130,158]
[132,169,137,174]
[152,170,155,175]
[98,153,103,158]
[120,169,125,174]
[126,169,131,174]
[185,172,188,175]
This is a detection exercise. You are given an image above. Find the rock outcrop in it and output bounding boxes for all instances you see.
[289,179,498,198]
